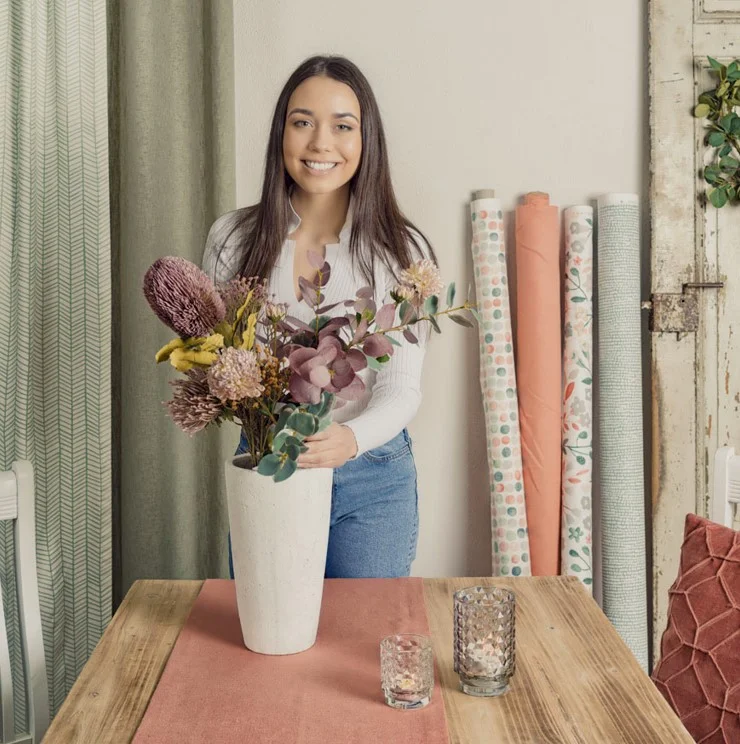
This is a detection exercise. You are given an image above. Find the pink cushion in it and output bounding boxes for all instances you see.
[652,513,740,742]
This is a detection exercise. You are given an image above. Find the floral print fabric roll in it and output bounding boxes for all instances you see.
[470,196,531,577]
[561,206,594,592]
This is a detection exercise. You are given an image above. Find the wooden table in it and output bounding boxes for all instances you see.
[43,577,691,743]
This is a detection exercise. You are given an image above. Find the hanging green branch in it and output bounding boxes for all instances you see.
[694,56,740,208]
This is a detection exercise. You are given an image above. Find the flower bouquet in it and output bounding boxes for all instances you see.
[143,249,477,654]
[144,251,478,481]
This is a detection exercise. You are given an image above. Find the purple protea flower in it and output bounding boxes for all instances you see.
[143,256,226,338]
[207,347,265,403]
[165,369,223,434]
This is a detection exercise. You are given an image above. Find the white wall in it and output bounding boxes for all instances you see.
[232,0,647,578]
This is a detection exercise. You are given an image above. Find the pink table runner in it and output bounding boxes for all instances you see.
[133,578,450,743]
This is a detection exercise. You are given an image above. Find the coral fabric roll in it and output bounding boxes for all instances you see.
[515,192,562,576]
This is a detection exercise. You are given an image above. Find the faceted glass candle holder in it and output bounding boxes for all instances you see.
[380,634,434,710]
[453,586,516,697]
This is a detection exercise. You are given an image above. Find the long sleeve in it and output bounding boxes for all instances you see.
[341,233,434,456]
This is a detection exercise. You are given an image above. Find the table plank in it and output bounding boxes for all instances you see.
[43,580,203,744]
[42,578,691,743]
[424,577,692,743]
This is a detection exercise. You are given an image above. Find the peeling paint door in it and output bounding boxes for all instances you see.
[649,0,740,660]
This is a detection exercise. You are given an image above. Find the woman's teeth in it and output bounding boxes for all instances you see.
[303,161,338,171]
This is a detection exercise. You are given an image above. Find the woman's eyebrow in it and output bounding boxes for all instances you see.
[287,107,359,123]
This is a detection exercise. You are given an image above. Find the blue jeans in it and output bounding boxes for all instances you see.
[228,428,419,579]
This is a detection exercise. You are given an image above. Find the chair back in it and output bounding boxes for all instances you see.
[0,462,49,743]
[713,446,740,528]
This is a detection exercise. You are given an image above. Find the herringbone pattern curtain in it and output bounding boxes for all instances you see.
[0,0,111,726]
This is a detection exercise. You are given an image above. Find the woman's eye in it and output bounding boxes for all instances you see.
[338,124,352,131]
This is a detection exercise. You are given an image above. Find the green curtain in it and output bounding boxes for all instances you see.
[109,0,236,602]
[0,0,111,725]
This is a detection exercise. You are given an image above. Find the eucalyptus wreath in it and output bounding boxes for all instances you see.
[694,56,740,208]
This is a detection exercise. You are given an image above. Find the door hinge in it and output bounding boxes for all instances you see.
[642,282,724,333]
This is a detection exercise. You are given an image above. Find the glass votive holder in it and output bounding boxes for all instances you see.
[380,634,434,710]
[453,585,516,697]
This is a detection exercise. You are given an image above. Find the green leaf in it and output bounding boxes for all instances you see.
[386,335,401,346]
[285,443,300,460]
[424,295,439,316]
[569,549,579,557]
[698,93,716,106]
[582,377,592,385]
[720,114,735,131]
[448,313,474,328]
[287,411,317,436]
[720,144,732,157]
[274,407,292,433]
[365,355,386,371]
[578,431,588,439]
[429,316,442,334]
[720,156,739,170]
[694,103,711,118]
[468,307,482,325]
[570,267,579,277]
[732,116,740,134]
[446,282,456,308]
[708,131,726,147]
[271,430,291,452]
[257,454,281,476]
[709,56,723,72]
[571,564,582,572]
[571,296,586,303]
[316,414,332,433]
[576,456,586,465]
[582,546,591,556]
[583,578,593,585]
[709,187,728,208]
[273,457,297,483]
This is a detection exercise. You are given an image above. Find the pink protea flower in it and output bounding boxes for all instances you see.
[207,347,264,402]
[143,256,226,338]
[165,369,223,434]
[395,259,444,303]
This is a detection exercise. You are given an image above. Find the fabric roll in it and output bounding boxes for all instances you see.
[470,193,531,577]
[597,193,648,670]
[515,193,562,576]
[561,207,594,593]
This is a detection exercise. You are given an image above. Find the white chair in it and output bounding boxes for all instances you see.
[713,446,740,529]
[0,462,49,743]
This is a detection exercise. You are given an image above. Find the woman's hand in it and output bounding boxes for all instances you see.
[297,423,358,469]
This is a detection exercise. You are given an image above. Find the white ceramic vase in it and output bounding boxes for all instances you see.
[224,454,333,655]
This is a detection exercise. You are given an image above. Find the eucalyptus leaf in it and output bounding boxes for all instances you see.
[285,443,300,460]
[287,411,317,436]
[448,313,474,328]
[708,131,726,147]
[446,282,456,308]
[257,454,281,476]
[274,457,297,483]
[424,295,439,316]
[709,187,728,208]
[429,316,441,334]
[709,56,723,72]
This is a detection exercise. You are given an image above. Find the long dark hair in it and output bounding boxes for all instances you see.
[216,54,437,288]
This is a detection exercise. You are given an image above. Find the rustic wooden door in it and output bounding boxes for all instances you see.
[649,0,740,659]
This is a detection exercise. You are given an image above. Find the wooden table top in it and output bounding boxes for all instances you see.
[43,577,691,743]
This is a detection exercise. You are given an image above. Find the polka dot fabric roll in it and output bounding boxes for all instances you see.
[470,196,531,577]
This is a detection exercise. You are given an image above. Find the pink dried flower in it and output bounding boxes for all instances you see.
[217,276,267,318]
[207,347,265,402]
[395,259,444,303]
[165,369,223,434]
[144,256,226,338]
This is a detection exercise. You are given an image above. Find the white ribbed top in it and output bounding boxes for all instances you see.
[201,192,430,456]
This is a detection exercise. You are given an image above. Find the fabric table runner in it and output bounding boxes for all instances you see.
[133,578,449,743]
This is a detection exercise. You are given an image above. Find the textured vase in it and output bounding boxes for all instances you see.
[224,455,333,654]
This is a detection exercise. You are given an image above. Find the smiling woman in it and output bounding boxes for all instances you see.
[202,55,439,581]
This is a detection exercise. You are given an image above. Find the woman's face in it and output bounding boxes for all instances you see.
[283,76,362,195]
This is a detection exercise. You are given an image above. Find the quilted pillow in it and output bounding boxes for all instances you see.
[652,513,740,743]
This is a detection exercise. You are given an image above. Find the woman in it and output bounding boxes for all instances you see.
[202,54,438,580]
